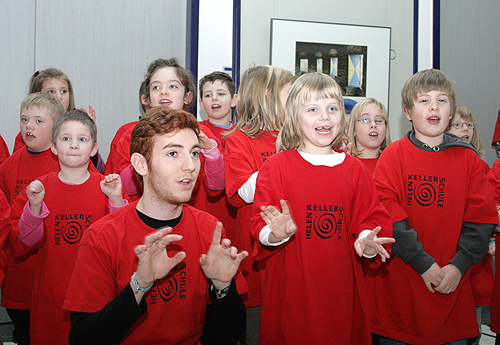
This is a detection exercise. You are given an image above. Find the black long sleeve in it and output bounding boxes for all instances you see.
[199,279,246,344]
[69,283,147,345]
[69,278,246,345]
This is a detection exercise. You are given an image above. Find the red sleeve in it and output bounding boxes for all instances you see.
[0,190,11,284]
[13,132,25,154]
[105,122,138,175]
[374,145,409,223]
[488,159,500,206]
[0,135,10,166]
[225,132,254,208]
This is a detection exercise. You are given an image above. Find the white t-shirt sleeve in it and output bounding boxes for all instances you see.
[237,171,259,203]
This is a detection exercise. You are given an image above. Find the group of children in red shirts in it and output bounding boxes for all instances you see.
[0,59,497,345]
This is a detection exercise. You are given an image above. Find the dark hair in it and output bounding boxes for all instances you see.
[199,71,236,98]
[52,109,97,144]
[143,58,196,111]
[29,68,75,110]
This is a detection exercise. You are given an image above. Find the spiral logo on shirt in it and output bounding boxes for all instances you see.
[414,183,436,207]
[314,213,337,239]
[62,221,83,245]
[158,276,178,302]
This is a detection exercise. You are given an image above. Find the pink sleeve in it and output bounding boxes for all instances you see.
[108,199,129,213]
[18,201,49,247]
[119,164,141,196]
[202,140,225,191]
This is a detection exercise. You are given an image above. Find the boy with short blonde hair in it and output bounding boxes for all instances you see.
[0,92,65,345]
[11,109,127,344]
[370,69,498,344]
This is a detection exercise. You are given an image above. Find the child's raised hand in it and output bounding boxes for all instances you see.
[420,262,444,293]
[260,200,297,243]
[26,180,45,216]
[100,173,124,206]
[434,264,462,294]
[354,226,395,262]
[198,131,215,151]
[81,105,96,122]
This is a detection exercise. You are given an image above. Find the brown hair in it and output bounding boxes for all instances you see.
[29,68,75,110]
[130,106,200,184]
[401,68,456,115]
[52,109,97,145]
[142,58,196,112]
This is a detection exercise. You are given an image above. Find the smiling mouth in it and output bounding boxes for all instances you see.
[315,126,331,134]
[369,132,379,137]
[160,100,171,105]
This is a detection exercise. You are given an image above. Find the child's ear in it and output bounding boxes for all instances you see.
[403,107,412,122]
[184,91,193,105]
[130,153,147,177]
[91,142,98,157]
[50,142,58,156]
[199,98,206,110]
[231,94,238,108]
[141,95,149,107]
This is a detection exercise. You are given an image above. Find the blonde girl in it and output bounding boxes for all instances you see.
[224,65,293,345]
[347,97,391,175]
[252,72,393,344]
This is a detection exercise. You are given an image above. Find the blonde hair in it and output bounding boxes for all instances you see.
[401,69,456,115]
[280,72,345,151]
[228,65,293,138]
[20,92,65,122]
[347,98,391,157]
[448,105,484,155]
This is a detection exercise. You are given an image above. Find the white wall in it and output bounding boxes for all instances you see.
[0,0,187,161]
[240,0,415,141]
[197,0,234,120]
[440,1,500,167]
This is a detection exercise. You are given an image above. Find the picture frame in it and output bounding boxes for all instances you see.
[270,18,391,109]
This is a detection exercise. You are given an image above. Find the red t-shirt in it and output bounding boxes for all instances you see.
[104,121,138,175]
[469,160,494,306]
[0,148,60,309]
[224,129,278,307]
[0,135,10,166]
[64,202,242,345]
[371,135,498,344]
[487,158,500,333]
[11,171,112,345]
[355,156,378,177]
[0,191,11,285]
[251,149,392,344]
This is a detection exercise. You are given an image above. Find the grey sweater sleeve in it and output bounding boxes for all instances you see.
[391,219,435,275]
[449,222,495,275]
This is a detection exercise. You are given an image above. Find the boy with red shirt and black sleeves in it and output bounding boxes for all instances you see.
[370,69,497,345]
[63,107,248,345]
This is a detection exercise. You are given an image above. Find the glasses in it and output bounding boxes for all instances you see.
[357,117,386,126]
[451,121,475,129]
